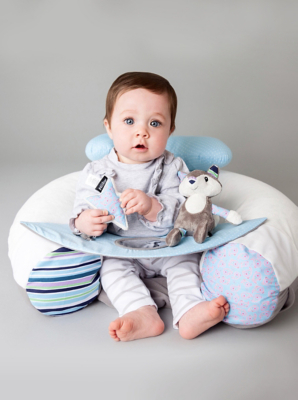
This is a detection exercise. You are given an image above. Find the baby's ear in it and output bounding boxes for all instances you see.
[104,119,112,138]
[178,171,187,182]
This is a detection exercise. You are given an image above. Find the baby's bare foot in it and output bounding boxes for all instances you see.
[109,305,164,342]
[179,295,229,340]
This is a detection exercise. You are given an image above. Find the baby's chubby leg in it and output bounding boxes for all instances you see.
[160,253,229,339]
[101,257,164,342]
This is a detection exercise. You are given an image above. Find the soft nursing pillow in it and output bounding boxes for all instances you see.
[8,134,298,327]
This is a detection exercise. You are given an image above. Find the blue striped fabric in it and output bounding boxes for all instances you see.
[26,247,102,315]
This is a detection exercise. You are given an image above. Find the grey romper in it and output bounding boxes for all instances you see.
[70,148,206,327]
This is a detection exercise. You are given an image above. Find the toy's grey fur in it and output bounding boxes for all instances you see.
[166,168,222,246]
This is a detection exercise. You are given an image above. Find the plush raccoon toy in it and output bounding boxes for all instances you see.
[166,165,242,246]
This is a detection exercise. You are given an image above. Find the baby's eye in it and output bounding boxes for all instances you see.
[124,118,134,125]
[150,120,161,127]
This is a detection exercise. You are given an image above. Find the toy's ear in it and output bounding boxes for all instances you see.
[178,171,188,182]
[207,165,220,179]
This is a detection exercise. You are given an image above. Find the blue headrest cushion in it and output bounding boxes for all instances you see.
[85,134,232,171]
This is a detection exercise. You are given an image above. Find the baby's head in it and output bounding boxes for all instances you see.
[104,72,177,164]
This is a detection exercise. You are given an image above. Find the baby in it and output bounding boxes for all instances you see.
[70,72,229,341]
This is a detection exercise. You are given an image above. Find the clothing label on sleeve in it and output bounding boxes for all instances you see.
[85,174,108,193]
[95,176,108,193]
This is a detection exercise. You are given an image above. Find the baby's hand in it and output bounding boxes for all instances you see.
[75,209,114,237]
[120,189,153,216]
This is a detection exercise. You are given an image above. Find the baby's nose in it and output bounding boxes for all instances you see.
[136,127,149,138]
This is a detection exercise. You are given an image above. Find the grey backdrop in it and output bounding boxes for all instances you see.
[1,1,298,400]
[1,0,298,204]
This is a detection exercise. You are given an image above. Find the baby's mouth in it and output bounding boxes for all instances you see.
[134,144,147,149]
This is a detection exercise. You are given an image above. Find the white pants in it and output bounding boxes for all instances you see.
[100,253,206,328]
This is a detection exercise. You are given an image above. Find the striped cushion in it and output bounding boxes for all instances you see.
[26,247,102,315]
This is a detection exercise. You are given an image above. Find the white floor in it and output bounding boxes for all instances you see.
[2,163,298,400]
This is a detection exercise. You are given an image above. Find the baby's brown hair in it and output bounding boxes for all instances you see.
[104,72,177,131]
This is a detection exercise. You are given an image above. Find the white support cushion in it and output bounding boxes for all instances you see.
[8,172,79,288]
[8,170,298,307]
[215,171,298,292]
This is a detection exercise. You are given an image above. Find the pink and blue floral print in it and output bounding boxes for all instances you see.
[212,204,229,219]
[86,177,128,230]
[201,243,280,326]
